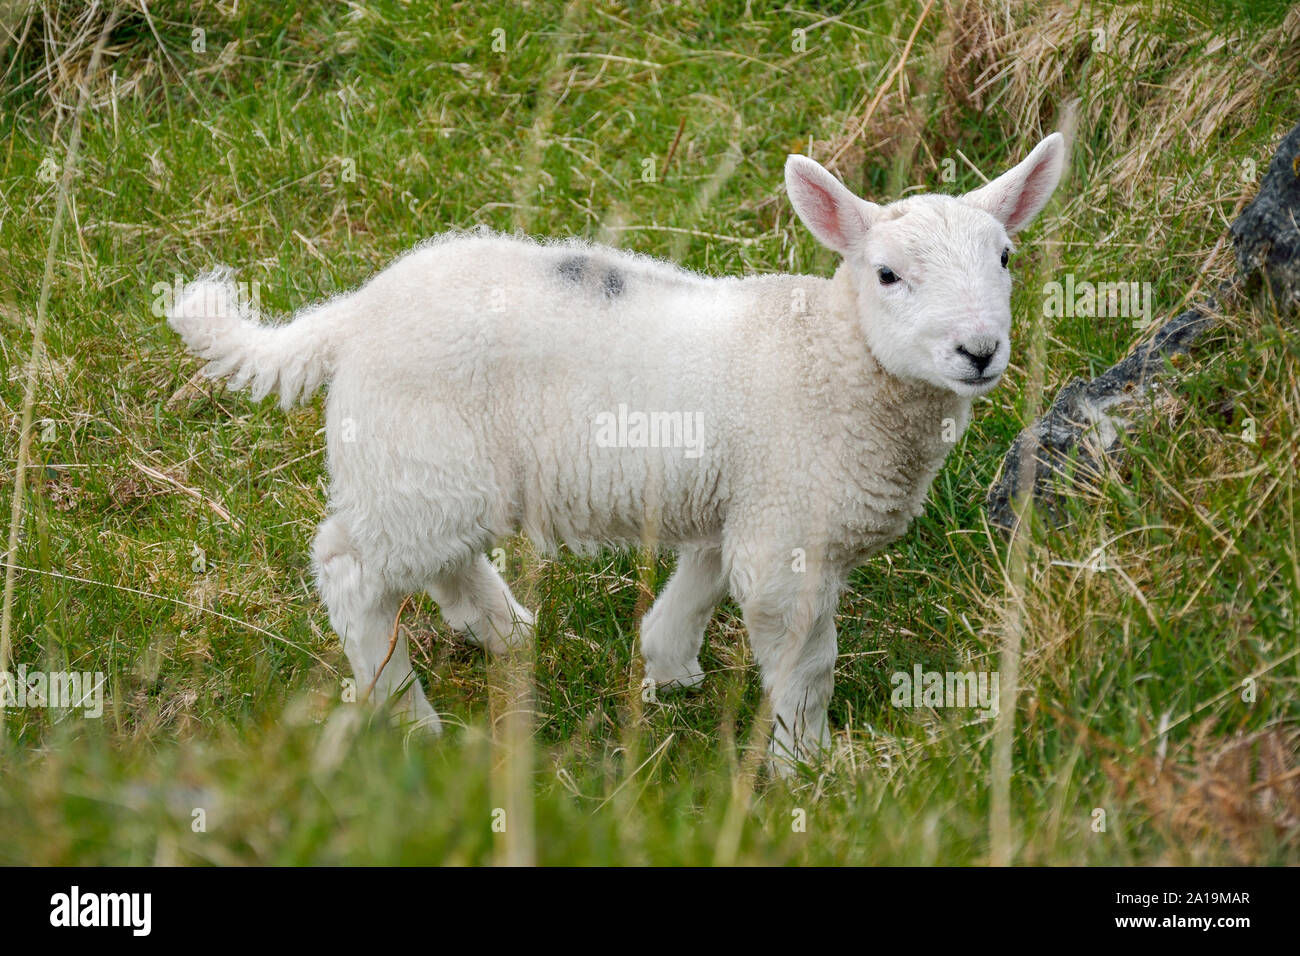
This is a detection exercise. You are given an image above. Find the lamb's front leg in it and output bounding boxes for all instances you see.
[736,567,841,774]
[640,544,728,689]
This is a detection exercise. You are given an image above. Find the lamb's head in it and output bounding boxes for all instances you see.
[785,134,1065,398]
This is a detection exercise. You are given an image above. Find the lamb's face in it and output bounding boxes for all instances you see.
[851,198,1013,398]
[785,134,1065,398]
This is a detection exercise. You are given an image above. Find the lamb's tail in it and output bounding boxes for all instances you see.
[167,267,344,410]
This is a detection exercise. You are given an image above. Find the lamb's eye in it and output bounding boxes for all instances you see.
[877,267,900,286]
[1000,248,1010,269]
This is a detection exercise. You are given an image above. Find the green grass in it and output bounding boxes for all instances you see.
[0,0,1297,864]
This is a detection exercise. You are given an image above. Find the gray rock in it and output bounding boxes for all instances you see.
[986,118,1300,531]
[985,301,1217,530]
[1232,120,1300,312]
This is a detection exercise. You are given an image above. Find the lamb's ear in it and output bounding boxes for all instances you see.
[785,155,876,254]
[961,133,1065,235]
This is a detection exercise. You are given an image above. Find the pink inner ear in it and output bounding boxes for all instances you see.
[808,184,840,233]
[798,174,847,247]
[1008,154,1054,229]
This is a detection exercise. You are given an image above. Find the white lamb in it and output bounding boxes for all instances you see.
[168,133,1064,769]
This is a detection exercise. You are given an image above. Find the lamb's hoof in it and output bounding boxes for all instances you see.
[767,728,830,779]
[643,659,706,691]
[391,692,443,738]
[399,710,443,738]
[461,616,533,656]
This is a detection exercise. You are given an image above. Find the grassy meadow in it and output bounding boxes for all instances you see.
[0,0,1297,864]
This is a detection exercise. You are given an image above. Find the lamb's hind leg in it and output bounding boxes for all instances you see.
[312,514,441,734]
[641,544,728,689]
[427,554,535,655]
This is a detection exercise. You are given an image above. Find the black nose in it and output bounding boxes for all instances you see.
[956,344,995,375]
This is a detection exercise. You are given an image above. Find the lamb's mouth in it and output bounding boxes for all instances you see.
[955,373,1002,392]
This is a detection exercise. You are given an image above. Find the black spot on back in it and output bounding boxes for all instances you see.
[556,255,587,283]
[602,269,625,298]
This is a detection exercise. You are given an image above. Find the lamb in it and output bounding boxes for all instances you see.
[167,133,1065,770]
